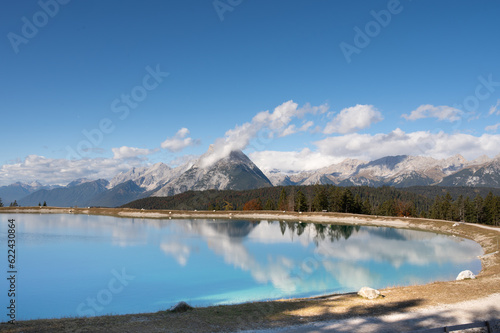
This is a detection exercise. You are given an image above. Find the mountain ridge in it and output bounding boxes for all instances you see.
[2,152,500,207]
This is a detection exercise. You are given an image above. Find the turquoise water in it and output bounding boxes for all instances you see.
[0,214,482,321]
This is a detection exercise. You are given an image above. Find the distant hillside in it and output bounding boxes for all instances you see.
[18,179,110,207]
[0,181,59,205]
[88,180,153,207]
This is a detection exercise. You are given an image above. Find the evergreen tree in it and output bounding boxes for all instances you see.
[340,189,354,213]
[353,194,363,214]
[464,196,476,223]
[295,190,308,212]
[43,201,47,207]
[455,195,465,222]
[278,188,288,211]
[473,194,484,223]
[376,199,396,217]
[312,185,328,212]
[288,190,295,211]
[362,199,372,215]
[0,197,3,207]
[483,192,498,225]
[264,199,275,210]
[329,187,342,212]
[430,195,442,220]
[38,202,41,207]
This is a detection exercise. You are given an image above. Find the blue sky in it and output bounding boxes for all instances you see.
[1,0,500,185]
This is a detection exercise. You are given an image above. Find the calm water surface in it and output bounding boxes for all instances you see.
[0,213,482,321]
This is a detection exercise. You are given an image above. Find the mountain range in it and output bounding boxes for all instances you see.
[2,149,500,208]
[265,154,500,188]
[13,148,273,207]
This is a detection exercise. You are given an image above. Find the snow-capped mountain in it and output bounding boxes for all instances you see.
[109,161,192,191]
[5,149,272,207]
[438,155,500,187]
[264,154,489,188]
[152,149,272,196]
[2,152,500,208]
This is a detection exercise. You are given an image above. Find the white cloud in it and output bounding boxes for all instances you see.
[199,100,328,167]
[112,146,156,159]
[280,125,297,137]
[278,120,314,138]
[0,155,146,186]
[250,148,341,173]
[485,123,500,132]
[489,99,500,116]
[402,104,463,122]
[251,129,500,173]
[323,104,383,134]
[299,120,314,132]
[315,129,500,161]
[161,127,200,152]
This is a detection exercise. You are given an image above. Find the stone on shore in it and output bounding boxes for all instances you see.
[456,270,476,280]
[170,301,194,313]
[358,287,381,299]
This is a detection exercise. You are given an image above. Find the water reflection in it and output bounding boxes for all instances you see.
[0,214,483,320]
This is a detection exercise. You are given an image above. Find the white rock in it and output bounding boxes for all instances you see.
[358,287,381,300]
[456,270,476,280]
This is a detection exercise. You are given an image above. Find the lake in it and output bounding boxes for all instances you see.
[0,213,482,321]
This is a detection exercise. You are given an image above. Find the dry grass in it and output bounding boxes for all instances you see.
[1,207,499,332]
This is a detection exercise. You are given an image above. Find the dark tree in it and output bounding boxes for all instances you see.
[295,190,308,212]
[340,189,354,213]
[312,185,328,212]
[278,188,288,211]
[264,199,275,210]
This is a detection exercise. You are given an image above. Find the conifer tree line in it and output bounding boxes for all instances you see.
[124,184,500,226]
[429,192,500,225]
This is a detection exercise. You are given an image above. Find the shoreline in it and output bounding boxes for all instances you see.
[1,207,499,332]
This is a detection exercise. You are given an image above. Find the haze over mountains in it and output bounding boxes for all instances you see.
[3,149,500,208]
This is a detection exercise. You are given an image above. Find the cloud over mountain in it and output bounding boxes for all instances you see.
[324,104,383,134]
[161,128,200,152]
[198,100,328,168]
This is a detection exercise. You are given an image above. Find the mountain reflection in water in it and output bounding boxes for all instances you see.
[0,214,483,321]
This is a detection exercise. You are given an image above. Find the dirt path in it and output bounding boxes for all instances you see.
[242,294,500,332]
